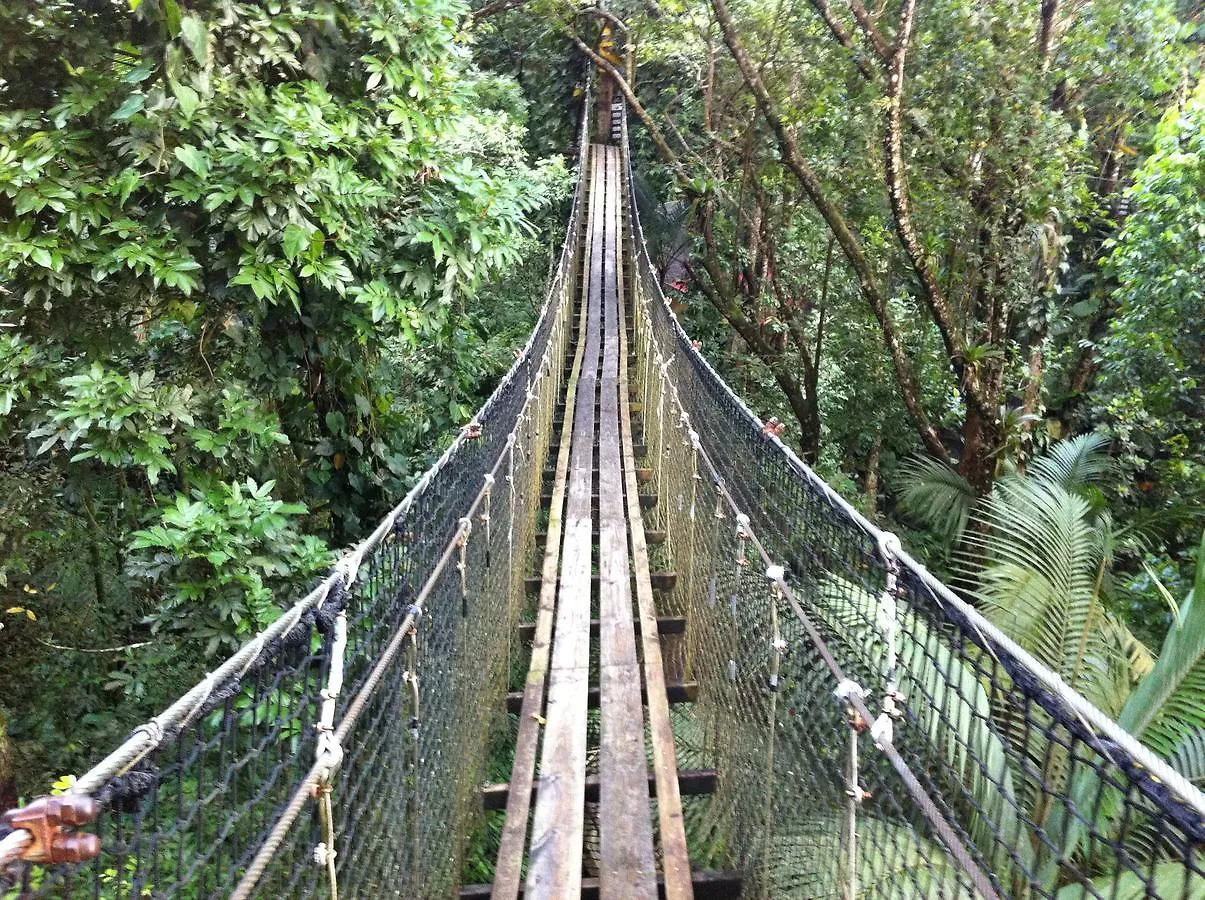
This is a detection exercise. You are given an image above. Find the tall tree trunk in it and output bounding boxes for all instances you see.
[959,401,1000,497]
[864,430,883,515]
[0,706,15,813]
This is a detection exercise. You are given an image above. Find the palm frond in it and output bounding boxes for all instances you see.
[1118,532,1205,760]
[894,455,973,545]
[1027,433,1112,490]
[1167,727,1205,786]
[960,479,1129,714]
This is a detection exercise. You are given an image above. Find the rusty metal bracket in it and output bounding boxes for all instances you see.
[2,795,101,864]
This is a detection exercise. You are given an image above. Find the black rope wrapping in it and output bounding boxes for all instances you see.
[91,575,353,810]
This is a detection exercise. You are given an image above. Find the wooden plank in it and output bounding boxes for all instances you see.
[596,144,657,900]
[462,870,743,900]
[491,143,599,900]
[505,680,699,715]
[526,143,606,897]
[615,147,694,900]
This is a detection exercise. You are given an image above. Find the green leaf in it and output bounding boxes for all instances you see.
[174,144,209,178]
[179,14,209,67]
[282,223,310,262]
[112,93,146,120]
[173,82,200,118]
[162,0,182,36]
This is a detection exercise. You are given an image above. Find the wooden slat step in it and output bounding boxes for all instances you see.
[523,571,677,593]
[541,491,657,509]
[546,441,647,457]
[516,615,685,643]
[505,680,698,715]
[482,769,719,811]
[459,870,743,900]
[542,466,654,483]
[535,528,667,545]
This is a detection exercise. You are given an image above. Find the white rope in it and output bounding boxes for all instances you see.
[311,610,347,900]
[833,679,867,900]
[874,532,904,751]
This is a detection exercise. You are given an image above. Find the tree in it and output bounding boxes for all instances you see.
[0,0,560,790]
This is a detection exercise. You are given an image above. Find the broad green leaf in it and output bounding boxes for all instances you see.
[112,93,146,120]
[174,144,209,177]
[179,14,209,66]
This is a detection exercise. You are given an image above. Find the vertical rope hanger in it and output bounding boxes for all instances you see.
[402,605,422,884]
[456,517,472,618]
[760,565,788,899]
[312,610,348,900]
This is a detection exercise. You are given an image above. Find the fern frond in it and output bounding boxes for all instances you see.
[1027,433,1112,490]
[895,455,973,545]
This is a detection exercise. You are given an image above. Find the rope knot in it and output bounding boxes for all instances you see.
[132,721,165,750]
[312,842,336,866]
[870,713,894,750]
[834,679,865,703]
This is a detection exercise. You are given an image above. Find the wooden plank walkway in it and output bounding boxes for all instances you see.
[595,144,658,899]
[485,142,720,899]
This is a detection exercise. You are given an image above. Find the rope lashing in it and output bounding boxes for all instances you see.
[481,474,494,568]
[874,532,904,749]
[760,564,787,900]
[730,513,751,616]
[688,430,702,522]
[403,605,422,738]
[402,603,422,885]
[505,434,517,605]
[765,565,787,693]
[457,517,472,617]
[834,678,869,900]
[312,610,347,900]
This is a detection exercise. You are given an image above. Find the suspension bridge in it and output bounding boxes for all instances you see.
[2,56,1204,900]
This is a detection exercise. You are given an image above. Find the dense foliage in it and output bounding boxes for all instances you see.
[0,0,567,798]
[473,0,1203,832]
[0,0,1200,842]
[483,0,1201,635]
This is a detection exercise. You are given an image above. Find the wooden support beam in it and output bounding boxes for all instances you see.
[459,870,743,900]
[515,616,685,643]
[505,680,698,715]
[535,528,666,545]
[523,571,677,594]
[482,769,719,811]
[541,491,657,509]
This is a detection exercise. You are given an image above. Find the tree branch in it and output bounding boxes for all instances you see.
[708,0,951,462]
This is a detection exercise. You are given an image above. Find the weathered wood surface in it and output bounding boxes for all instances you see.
[596,144,657,900]
[615,150,695,900]
[491,144,596,900]
[525,143,605,897]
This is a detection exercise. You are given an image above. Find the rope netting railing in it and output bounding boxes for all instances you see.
[0,85,592,900]
[619,109,1205,899]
